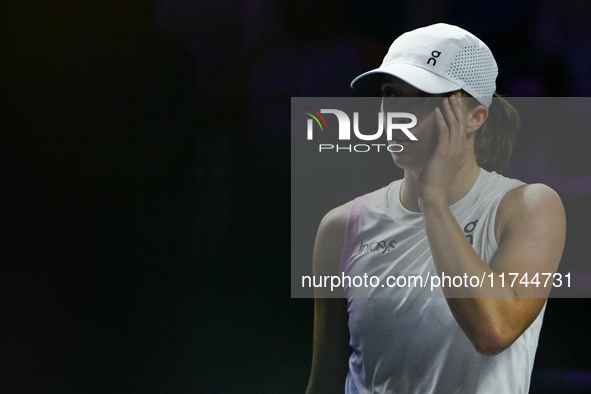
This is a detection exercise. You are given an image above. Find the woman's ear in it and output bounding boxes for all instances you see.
[466,104,488,134]
[450,92,488,134]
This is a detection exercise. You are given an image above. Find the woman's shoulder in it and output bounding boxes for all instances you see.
[499,183,562,211]
[319,200,354,233]
[496,183,565,242]
[499,183,563,215]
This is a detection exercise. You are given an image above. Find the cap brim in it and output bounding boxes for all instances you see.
[351,63,462,94]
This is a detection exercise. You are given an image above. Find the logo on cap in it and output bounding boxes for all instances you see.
[427,50,441,66]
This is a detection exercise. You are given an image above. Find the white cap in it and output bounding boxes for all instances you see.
[351,23,497,107]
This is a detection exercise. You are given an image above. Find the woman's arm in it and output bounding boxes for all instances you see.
[418,97,566,355]
[306,203,353,394]
[421,183,565,355]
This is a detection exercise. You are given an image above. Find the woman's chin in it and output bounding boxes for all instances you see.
[390,152,425,172]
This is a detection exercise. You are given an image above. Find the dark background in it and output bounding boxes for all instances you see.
[1,0,590,392]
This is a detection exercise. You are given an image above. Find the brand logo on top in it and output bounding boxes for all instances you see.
[303,107,418,153]
[358,239,396,254]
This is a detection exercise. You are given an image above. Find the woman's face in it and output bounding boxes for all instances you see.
[380,76,458,172]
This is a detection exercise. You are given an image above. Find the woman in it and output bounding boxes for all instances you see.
[306,23,565,393]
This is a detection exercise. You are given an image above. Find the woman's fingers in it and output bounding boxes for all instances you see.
[441,96,467,152]
[434,106,449,150]
[443,98,458,129]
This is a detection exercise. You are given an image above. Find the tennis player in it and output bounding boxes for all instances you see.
[306,23,566,394]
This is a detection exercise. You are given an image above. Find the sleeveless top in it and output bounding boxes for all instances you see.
[339,168,546,394]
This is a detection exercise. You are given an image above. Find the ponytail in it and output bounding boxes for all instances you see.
[463,92,520,173]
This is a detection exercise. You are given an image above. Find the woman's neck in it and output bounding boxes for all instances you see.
[399,158,481,213]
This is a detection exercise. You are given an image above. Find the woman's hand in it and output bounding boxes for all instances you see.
[417,95,471,202]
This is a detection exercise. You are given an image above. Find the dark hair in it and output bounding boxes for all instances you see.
[461,92,520,173]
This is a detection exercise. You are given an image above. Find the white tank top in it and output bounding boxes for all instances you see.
[340,168,545,394]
